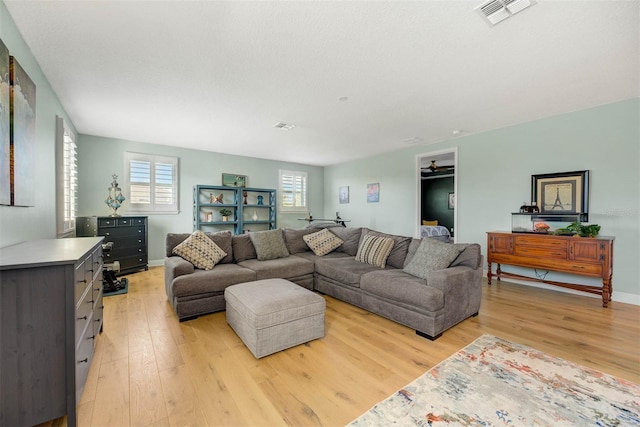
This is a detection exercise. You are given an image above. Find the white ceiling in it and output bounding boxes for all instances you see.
[4,0,639,167]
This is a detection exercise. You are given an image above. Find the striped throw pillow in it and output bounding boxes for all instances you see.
[303,228,344,256]
[355,234,395,268]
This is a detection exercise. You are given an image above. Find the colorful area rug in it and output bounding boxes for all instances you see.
[348,334,639,426]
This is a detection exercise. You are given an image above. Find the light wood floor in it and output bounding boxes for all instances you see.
[45,266,639,426]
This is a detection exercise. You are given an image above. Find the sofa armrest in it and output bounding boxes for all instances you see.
[165,256,195,280]
[427,265,483,328]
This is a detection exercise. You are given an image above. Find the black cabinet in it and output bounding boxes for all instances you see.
[77,216,148,275]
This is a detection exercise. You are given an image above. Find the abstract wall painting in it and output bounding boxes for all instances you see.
[0,39,9,205]
[9,55,36,206]
[367,182,379,203]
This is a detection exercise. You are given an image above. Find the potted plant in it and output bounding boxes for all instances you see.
[219,208,232,222]
[553,222,600,237]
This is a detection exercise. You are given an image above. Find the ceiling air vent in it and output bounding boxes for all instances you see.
[273,122,295,130]
[476,0,535,26]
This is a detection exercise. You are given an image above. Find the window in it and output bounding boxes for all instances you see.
[124,152,179,214]
[56,116,77,238]
[279,169,307,212]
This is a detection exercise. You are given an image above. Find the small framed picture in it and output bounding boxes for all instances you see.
[448,192,455,209]
[339,186,349,204]
[222,173,247,187]
[367,183,380,203]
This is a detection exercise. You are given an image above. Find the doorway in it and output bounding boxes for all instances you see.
[415,148,457,241]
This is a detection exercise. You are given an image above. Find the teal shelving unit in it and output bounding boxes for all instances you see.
[193,185,276,234]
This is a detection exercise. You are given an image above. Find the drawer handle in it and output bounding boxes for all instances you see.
[78,279,87,283]
[138,249,142,252]
[138,230,142,233]
[139,258,143,262]
[89,336,95,340]
[77,315,87,320]
[78,358,88,364]
[105,232,110,236]
[88,269,94,273]
[94,318,101,322]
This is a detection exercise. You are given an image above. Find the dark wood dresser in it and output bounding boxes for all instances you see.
[487,231,614,307]
[77,216,148,275]
[0,237,104,427]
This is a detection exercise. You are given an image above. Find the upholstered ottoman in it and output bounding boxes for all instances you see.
[225,278,326,358]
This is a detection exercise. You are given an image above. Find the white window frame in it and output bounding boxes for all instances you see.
[55,116,77,238]
[278,169,308,213]
[124,152,179,214]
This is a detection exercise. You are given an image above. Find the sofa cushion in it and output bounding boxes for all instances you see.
[355,234,395,268]
[238,256,314,281]
[361,229,412,269]
[249,229,290,261]
[283,228,317,254]
[171,264,257,297]
[232,234,257,262]
[450,243,482,269]
[403,238,465,280]
[303,228,344,256]
[292,251,351,263]
[315,257,383,287]
[328,227,362,256]
[172,230,227,271]
[360,270,444,311]
[166,231,234,264]
[403,238,422,268]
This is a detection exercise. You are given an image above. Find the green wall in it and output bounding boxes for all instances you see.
[324,98,640,304]
[0,2,76,246]
[76,135,324,264]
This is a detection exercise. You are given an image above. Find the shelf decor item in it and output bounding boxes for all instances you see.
[105,174,125,217]
[219,208,232,221]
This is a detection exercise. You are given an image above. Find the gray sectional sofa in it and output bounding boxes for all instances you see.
[164,227,482,340]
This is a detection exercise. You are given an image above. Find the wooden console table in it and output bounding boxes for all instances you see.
[487,231,614,307]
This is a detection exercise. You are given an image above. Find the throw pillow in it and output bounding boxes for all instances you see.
[303,228,344,256]
[249,229,290,261]
[172,230,227,270]
[355,234,395,268]
[403,238,465,280]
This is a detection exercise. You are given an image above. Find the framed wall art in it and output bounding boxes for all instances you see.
[222,173,247,188]
[9,55,36,207]
[531,170,589,214]
[0,38,9,205]
[339,186,349,204]
[367,182,379,203]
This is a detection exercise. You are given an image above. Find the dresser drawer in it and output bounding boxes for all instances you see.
[75,322,95,402]
[514,235,567,249]
[74,260,91,303]
[100,225,146,240]
[514,246,567,259]
[93,290,104,337]
[75,288,94,346]
[119,255,148,271]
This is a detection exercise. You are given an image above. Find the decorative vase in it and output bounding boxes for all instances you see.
[222,216,228,222]
[105,174,125,217]
[252,211,258,221]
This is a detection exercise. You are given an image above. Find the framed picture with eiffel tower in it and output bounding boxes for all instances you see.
[531,170,589,215]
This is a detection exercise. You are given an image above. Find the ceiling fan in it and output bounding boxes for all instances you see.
[424,160,454,173]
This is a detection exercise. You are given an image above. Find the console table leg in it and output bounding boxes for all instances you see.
[496,264,502,282]
[487,261,492,285]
